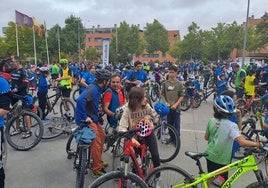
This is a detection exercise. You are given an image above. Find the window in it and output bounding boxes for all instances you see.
[95,38,102,42]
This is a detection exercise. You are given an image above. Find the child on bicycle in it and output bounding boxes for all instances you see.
[118,87,160,173]
[205,95,264,183]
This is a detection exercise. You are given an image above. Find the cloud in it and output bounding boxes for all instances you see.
[0,0,267,38]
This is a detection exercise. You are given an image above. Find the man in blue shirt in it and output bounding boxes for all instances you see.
[75,69,111,177]
[125,61,148,90]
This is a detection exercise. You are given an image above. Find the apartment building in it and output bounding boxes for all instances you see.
[85,25,180,63]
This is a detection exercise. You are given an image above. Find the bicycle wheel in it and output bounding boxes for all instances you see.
[72,88,80,102]
[112,137,124,171]
[246,182,268,188]
[236,99,247,117]
[5,111,44,151]
[192,93,202,108]
[145,165,194,188]
[154,123,180,163]
[180,96,191,111]
[89,171,148,188]
[76,146,88,188]
[66,132,77,159]
[41,117,65,139]
[60,99,75,120]
[150,86,159,102]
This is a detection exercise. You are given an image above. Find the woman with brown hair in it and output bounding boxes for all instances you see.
[118,87,160,172]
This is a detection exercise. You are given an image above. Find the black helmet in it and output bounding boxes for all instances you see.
[95,69,112,81]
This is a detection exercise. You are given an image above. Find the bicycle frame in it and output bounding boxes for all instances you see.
[174,154,263,188]
[122,138,150,180]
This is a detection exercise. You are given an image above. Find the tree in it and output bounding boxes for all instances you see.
[168,39,181,61]
[144,19,169,55]
[256,12,268,48]
[180,22,202,60]
[109,21,143,64]
[84,47,101,62]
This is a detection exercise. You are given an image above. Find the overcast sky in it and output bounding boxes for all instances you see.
[0,0,267,37]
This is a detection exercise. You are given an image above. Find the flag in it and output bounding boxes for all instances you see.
[44,21,48,38]
[15,10,33,28]
[33,17,43,37]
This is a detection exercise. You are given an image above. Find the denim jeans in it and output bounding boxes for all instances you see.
[167,109,181,136]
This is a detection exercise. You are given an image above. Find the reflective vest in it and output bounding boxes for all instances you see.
[244,75,255,96]
[60,67,72,89]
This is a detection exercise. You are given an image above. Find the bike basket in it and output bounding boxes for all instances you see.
[74,127,96,144]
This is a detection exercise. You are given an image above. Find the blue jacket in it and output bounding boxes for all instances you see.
[38,75,49,94]
[75,83,103,126]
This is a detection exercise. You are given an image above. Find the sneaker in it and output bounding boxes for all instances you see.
[42,117,50,121]
[22,131,32,139]
[102,161,109,168]
[10,129,21,136]
[93,168,106,177]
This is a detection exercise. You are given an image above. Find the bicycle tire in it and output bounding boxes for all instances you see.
[41,118,65,139]
[60,99,75,120]
[66,132,77,159]
[246,182,268,188]
[180,96,191,111]
[150,86,159,102]
[229,78,235,89]
[89,171,148,188]
[192,93,202,108]
[154,123,180,163]
[72,88,80,102]
[5,111,44,151]
[76,147,87,188]
[145,165,195,188]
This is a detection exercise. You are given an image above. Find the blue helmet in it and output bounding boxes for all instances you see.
[154,101,170,116]
[213,95,236,114]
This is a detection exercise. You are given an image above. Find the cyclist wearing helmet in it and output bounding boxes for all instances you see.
[56,59,73,98]
[118,87,160,175]
[37,67,50,120]
[205,95,264,183]
[75,68,111,177]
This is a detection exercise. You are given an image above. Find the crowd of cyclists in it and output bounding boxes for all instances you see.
[1,55,268,187]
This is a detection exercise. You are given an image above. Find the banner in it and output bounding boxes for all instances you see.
[102,39,110,68]
[15,10,33,28]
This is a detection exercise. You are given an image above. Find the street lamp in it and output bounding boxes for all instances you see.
[84,20,90,60]
[242,0,250,68]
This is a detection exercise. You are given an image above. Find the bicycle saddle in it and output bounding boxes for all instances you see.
[185,151,208,161]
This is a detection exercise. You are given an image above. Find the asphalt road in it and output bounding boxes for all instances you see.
[4,88,264,188]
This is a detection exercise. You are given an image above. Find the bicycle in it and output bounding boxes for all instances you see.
[67,121,95,188]
[42,114,77,139]
[43,85,75,119]
[89,128,150,188]
[154,115,180,162]
[180,90,202,111]
[145,147,268,188]
[149,78,161,102]
[236,88,264,117]
[5,94,44,151]
[72,85,81,102]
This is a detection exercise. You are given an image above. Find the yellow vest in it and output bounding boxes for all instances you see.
[244,75,255,96]
[60,67,72,89]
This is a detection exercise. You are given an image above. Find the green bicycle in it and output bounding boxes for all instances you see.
[145,148,268,187]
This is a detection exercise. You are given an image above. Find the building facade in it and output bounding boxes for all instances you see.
[85,25,180,63]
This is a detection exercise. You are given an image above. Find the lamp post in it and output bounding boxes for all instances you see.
[242,0,250,68]
[77,21,80,62]
[84,20,90,61]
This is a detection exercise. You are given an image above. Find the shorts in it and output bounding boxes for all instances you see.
[0,93,11,111]
[61,88,71,98]
[51,74,59,80]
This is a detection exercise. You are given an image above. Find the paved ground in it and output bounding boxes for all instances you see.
[4,88,264,188]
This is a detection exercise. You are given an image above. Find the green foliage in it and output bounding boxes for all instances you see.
[168,39,181,60]
[144,19,169,54]
[256,12,268,48]
[84,47,101,61]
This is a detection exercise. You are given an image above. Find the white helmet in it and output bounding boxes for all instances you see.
[39,67,49,72]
